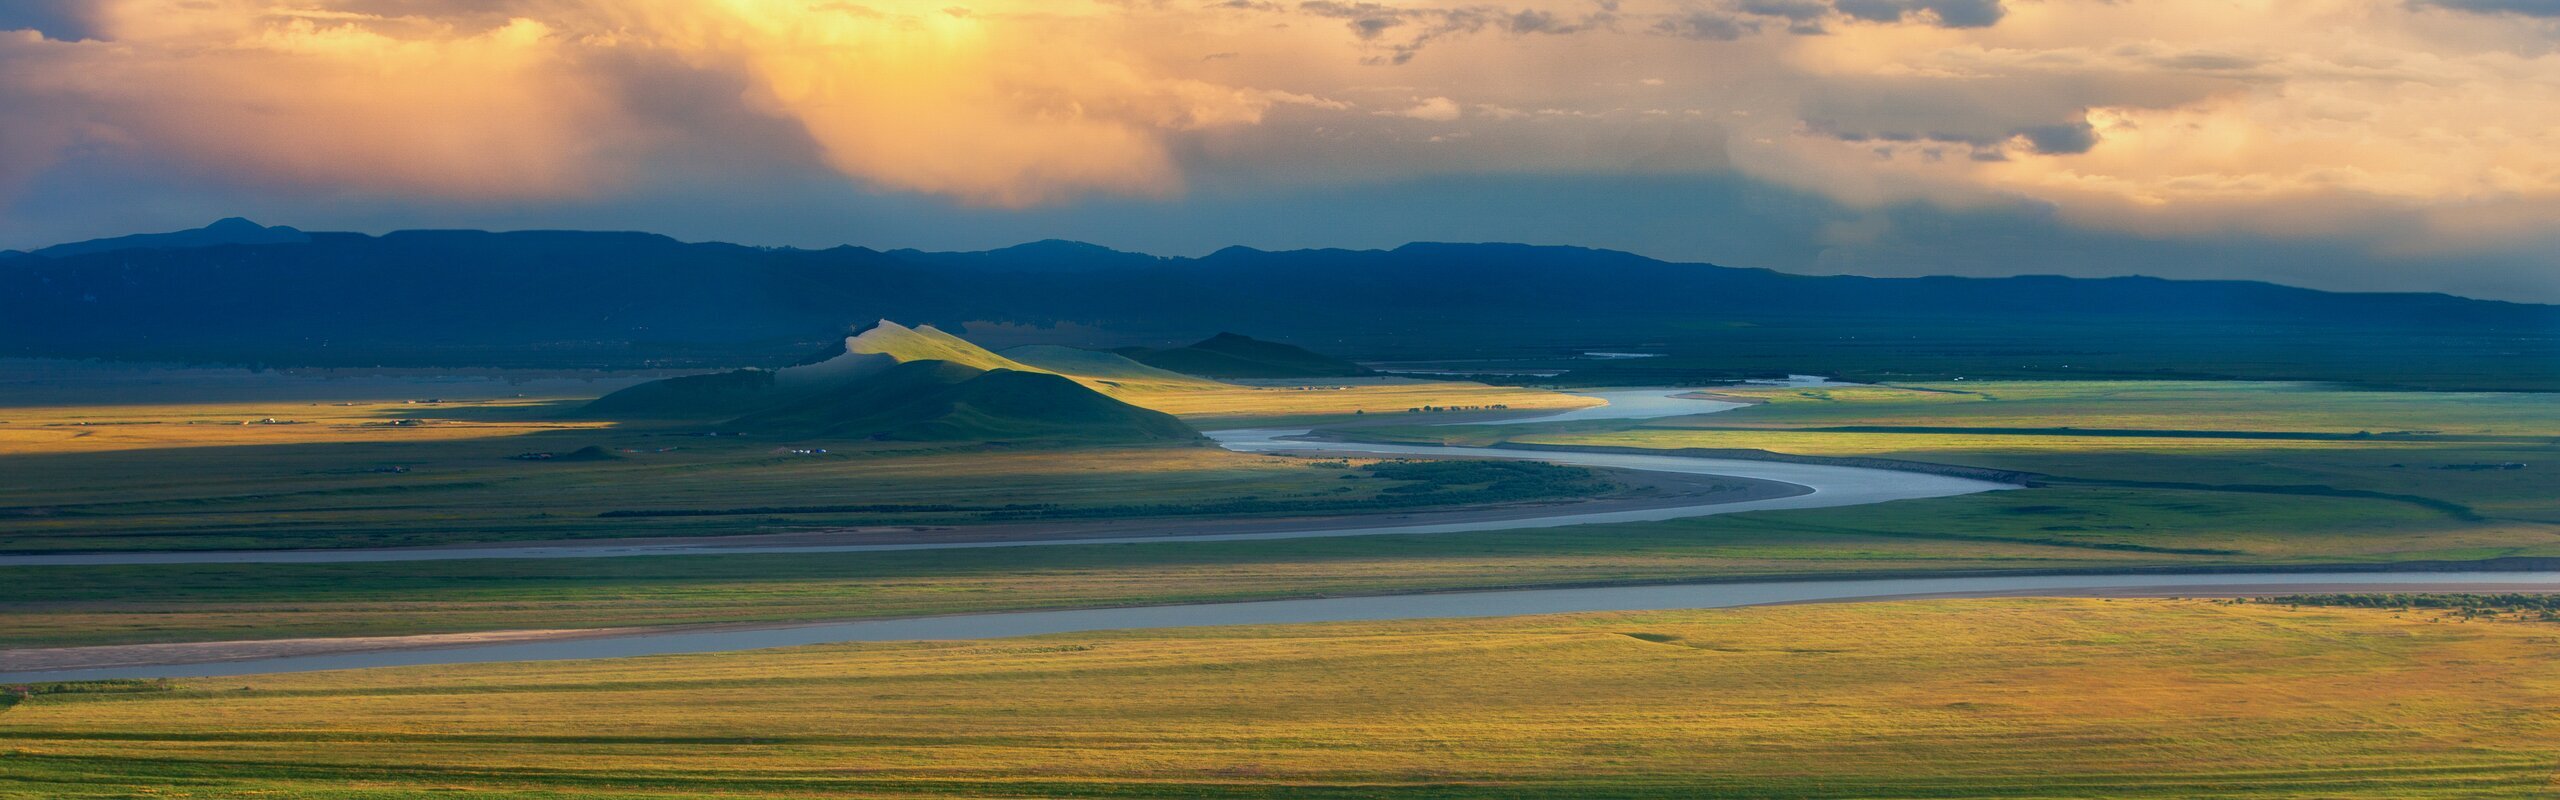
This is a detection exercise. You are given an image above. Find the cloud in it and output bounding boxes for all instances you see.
[0,0,1292,207]
[2413,0,2560,17]
[2013,121,2098,155]
[0,0,103,40]
[1294,1,1615,63]
[603,3,1279,206]
[4,0,2559,300]
[1393,96,1465,120]
[1653,11,1758,39]
[1832,0,2003,27]
[1,7,622,200]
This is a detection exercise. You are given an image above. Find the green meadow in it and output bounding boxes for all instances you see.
[6,599,2559,798]
[1359,381,2560,522]
[7,481,2542,649]
[4,379,2554,649]
[0,378,1593,553]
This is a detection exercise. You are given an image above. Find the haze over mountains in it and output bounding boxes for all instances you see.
[4,220,2554,389]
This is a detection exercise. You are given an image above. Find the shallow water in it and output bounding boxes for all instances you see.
[1444,387,1748,425]
[9,570,2554,683]
[0,388,2008,566]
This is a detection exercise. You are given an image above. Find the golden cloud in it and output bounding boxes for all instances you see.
[0,0,1291,206]
[2,0,2555,252]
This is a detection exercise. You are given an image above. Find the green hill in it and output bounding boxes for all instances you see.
[841,320,1035,372]
[1121,333,1372,379]
[730,360,1198,442]
[580,368,780,419]
[581,321,1199,444]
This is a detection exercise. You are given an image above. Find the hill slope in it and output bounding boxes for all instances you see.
[583,321,1198,444]
[729,360,1197,442]
[580,368,782,420]
[839,320,1037,373]
[33,217,308,259]
[775,320,1037,388]
[1121,333,1371,379]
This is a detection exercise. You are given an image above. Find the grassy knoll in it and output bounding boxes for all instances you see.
[1114,378,1591,425]
[6,599,2560,797]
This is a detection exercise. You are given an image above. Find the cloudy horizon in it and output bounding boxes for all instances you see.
[5,0,2558,301]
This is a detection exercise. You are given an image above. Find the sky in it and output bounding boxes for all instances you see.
[3,1,2558,302]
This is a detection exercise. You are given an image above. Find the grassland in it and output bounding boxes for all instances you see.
[10,478,2548,649]
[6,598,2560,798]
[5,379,2555,649]
[1355,381,2560,524]
[0,376,1595,552]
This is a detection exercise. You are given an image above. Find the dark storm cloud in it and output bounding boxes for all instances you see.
[1831,0,2004,27]
[1285,0,2014,63]
[0,0,103,41]
[1794,72,2228,157]
[1653,11,1760,40]
[1296,1,1615,64]
[2414,0,2560,17]
[1815,120,2095,157]
[1506,8,1614,34]
[2014,121,2097,154]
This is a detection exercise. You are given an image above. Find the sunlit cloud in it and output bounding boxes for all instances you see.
[0,0,1304,206]
[1,0,2556,296]
[2,2,619,198]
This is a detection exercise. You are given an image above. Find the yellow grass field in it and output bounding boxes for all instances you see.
[0,398,605,456]
[1114,379,1598,422]
[5,599,2559,797]
[0,378,1592,457]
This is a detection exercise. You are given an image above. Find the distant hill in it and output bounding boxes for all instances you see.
[584,321,1198,444]
[1119,333,1372,379]
[5,224,2555,389]
[729,360,1197,442]
[32,217,308,259]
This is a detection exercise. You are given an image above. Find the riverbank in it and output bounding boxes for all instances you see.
[9,569,2557,683]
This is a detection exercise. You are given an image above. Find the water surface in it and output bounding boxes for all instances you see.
[8,571,2551,683]
[3,387,2004,566]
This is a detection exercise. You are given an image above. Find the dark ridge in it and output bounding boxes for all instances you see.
[2,227,2552,386]
[32,217,309,259]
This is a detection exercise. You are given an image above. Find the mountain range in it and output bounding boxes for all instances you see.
[5,219,2553,389]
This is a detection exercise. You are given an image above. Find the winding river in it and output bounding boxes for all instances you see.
[6,386,2549,683]
[9,571,2557,683]
[0,388,2009,567]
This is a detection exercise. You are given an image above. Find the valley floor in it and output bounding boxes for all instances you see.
[5,598,2558,798]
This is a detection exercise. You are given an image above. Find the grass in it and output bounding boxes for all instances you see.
[9,483,2551,649]
[1675,380,2560,437]
[1114,379,1593,425]
[5,379,2557,648]
[1355,380,2560,523]
[5,599,2560,797]
[0,379,1597,552]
